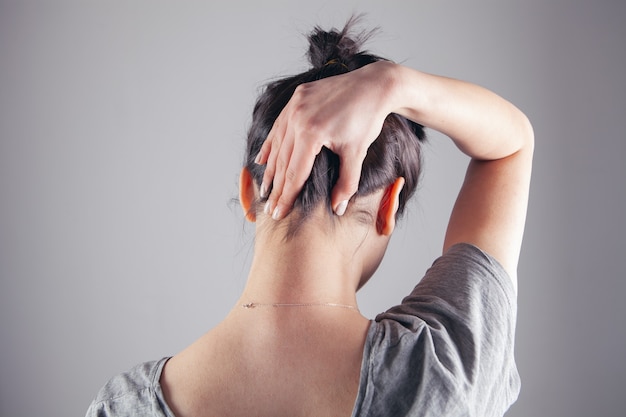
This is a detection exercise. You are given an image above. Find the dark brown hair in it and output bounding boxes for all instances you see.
[244,18,425,229]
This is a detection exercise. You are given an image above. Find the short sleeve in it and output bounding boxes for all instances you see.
[85,358,175,417]
[352,243,520,417]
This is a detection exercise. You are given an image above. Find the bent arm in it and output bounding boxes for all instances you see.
[386,63,534,282]
[257,61,533,281]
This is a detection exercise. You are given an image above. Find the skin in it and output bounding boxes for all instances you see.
[259,60,533,282]
[159,61,534,416]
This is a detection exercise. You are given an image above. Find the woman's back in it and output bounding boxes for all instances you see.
[160,307,371,417]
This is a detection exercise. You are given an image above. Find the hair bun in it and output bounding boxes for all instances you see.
[306,17,373,69]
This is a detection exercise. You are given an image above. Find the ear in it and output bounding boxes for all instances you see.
[239,167,257,222]
[376,177,405,236]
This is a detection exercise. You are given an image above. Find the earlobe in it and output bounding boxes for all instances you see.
[376,177,405,236]
[239,167,257,222]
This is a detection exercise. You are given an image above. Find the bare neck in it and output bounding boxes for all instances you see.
[238,213,375,310]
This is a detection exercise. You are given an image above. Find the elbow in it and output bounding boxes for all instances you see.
[518,112,535,155]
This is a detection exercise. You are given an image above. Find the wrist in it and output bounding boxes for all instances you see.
[359,61,404,118]
[376,62,427,123]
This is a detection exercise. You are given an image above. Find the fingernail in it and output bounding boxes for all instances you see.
[260,182,267,198]
[272,207,281,220]
[254,152,262,164]
[264,201,271,215]
[335,200,348,216]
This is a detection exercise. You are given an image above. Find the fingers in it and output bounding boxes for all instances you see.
[331,148,366,216]
[264,129,296,220]
[253,76,376,220]
[271,138,319,219]
[257,127,365,220]
[257,106,321,220]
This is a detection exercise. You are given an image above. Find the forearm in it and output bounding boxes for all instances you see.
[381,62,533,160]
[373,61,533,276]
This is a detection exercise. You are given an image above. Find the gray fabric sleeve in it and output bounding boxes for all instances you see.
[352,243,520,417]
[85,357,174,417]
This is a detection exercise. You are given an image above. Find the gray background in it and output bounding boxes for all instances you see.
[1,1,624,416]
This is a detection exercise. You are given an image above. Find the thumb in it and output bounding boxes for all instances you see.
[331,151,364,216]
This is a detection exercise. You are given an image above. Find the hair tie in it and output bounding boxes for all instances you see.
[324,59,350,70]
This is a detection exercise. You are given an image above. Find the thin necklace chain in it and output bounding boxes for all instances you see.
[241,302,359,311]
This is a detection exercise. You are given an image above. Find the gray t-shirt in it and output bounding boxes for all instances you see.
[86,243,520,417]
[352,243,520,416]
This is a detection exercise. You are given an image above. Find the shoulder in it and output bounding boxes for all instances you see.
[85,358,174,417]
[380,243,516,328]
[352,244,520,416]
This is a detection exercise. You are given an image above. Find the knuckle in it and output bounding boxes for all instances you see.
[275,156,287,171]
[285,167,297,183]
[263,163,275,178]
[293,83,310,96]
[291,102,308,122]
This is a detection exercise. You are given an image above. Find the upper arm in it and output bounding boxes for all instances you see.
[443,118,534,284]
